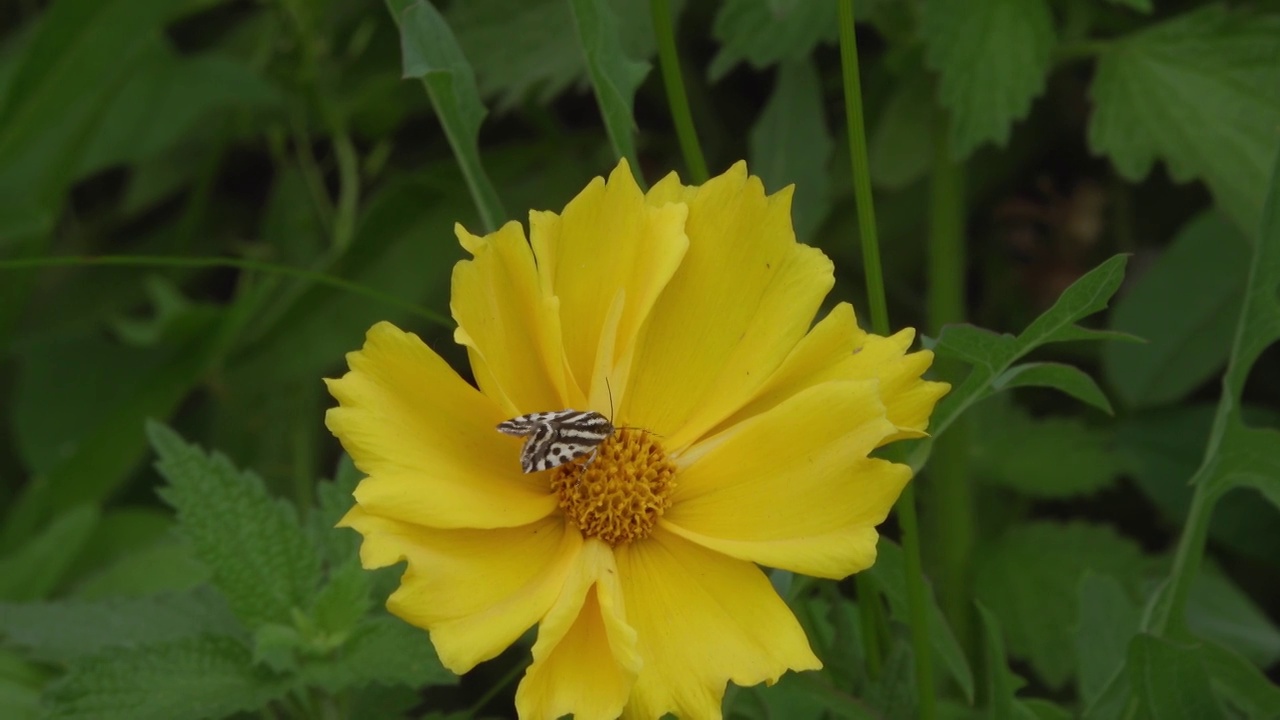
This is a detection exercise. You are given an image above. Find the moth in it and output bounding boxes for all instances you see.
[496,409,615,473]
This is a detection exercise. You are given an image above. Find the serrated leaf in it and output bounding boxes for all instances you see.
[46,635,285,720]
[568,0,649,169]
[1128,635,1227,719]
[922,0,1055,158]
[972,399,1121,498]
[312,458,362,568]
[862,638,918,720]
[865,540,975,703]
[708,0,837,80]
[301,616,456,693]
[996,362,1114,415]
[390,0,505,231]
[748,58,833,241]
[252,623,303,673]
[0,588,240,663]
[148,422,321,629]
[310,560,373,644]
[1088,7,1280,232]
[1103,211,1250,409]
[1074,573,1139,710]
[0,505,98,601]
[72,534,209,600]
[974,522,1145,689]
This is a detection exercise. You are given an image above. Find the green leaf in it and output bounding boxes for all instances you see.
[1105,0,1151,12]
[1185,566,1280,669]
[46,635,286,720]
[1103,211,1250,409]
[976,602,1022,720]
[864,540,975,703]
[1088,7,1280,232]
[0,0,178,205]
[974,522,1145,689]
[0,588,240,663]
[390,0,505,232]
[72,535,208,600]
[301,616,456,693]
[924,255,1129,451]
[971,398,1121,499]
[921,0,1055,158]
[708,0,837,80]
[310,560,373,645]
[1199,640,1280,719]
[1128,635,1228,720]
[1074,572,1139,710]
[0,649,42,720]
[312,458,362,569]
[0,505,98,601]
[995,362,1114,415]
[861,638,918,720]
[567,0,650,169]
[870,71,934,190]
[748,58,833,241]
[148,422,321,629]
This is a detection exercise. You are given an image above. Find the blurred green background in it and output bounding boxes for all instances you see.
[1,0,1279,717]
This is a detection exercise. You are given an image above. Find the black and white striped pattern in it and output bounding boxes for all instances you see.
[496,410,615,473]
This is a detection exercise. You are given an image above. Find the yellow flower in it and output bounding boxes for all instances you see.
[327,160,947,719]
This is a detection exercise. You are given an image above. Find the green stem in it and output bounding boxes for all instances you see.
[839,3,935,715]
[651,0,708,183]
[467,659,527,717]
[0,255,452,327]
[1147,480,1220,636]
[925,113,975,660]
[837,0,888,336]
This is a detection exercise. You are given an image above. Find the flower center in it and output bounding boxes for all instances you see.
[549,428,677,546]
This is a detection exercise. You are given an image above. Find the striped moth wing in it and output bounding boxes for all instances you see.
[496,409,615,473]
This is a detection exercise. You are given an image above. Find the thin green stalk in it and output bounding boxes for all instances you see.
[467,659,527,717]
[651,0,708,183]
[0,255,452,327]
[925,116,974,659]
[839,2,935,716]
[838,0,888,336]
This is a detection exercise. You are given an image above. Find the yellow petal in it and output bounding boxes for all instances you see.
[707,303,948,444]
[624,162,835,451]
[665,380,906,578]
[451,220,571,415]
[615,529,821,720]
[339,506,581,673]
[528,160,688,408]
[516,539,640,720]
[325,322,558,529]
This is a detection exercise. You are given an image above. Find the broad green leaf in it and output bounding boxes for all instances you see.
[46,635,286,720]
[149,422,321,629]
[310,560,373,645]
[1103,211,1250,409]
[1074,572,1139,709]
[1106,0,1151,12]
[72,535,208,600]
[974,522,1145,689]
[390,0,505,231]
[924,255,1128,452]
[300,616,456,693]
[1128,635,1227,720]
[971,399,1121,498]
[865,540,975,703]
[567,0,650,169]
[1199,640,1280,719]
[0,649,41,720]
[1088,7,1280,232]
[0,588,239,663]
[748,58,833,241]
[921,0,1055,158]
[861,639,918,720]
[1016,700,1071,720]
[976,602,1021,720]
[1185,568,1280,669]
[0,0,177,206]
[708,0,836,80]
[0,505,98,601]
[312,459,362,568]
[995,362,1114,415]
[870,71,934,190]
[1115,406,1280,567]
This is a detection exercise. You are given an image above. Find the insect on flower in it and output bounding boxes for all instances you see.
[496,409,614,473]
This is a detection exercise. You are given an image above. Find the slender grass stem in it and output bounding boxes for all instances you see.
[925,115,975,659]
[839,2,936,716]
[0,255,452,328]
[651,0,708,183]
